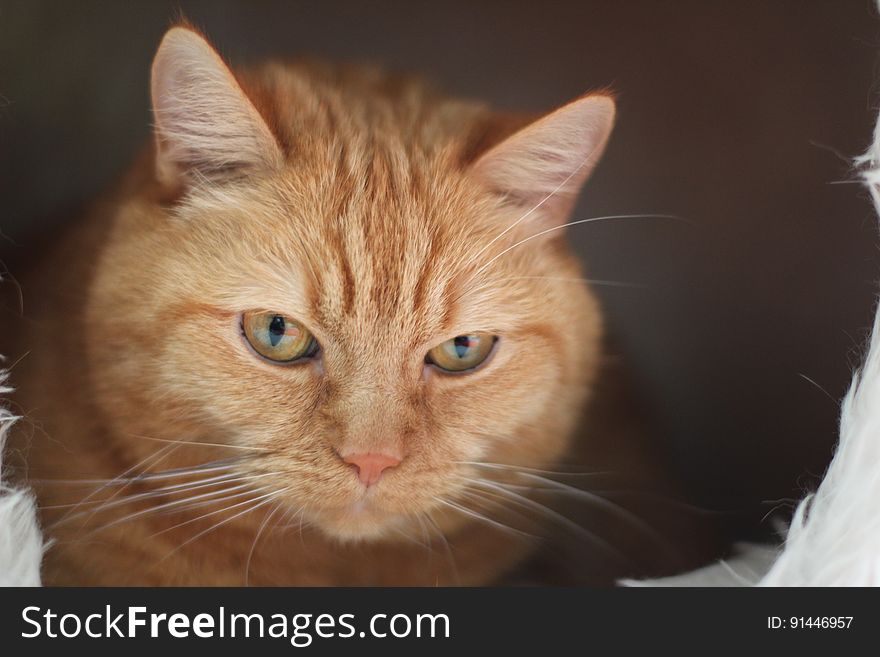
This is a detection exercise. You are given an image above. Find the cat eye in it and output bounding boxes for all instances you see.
[241,311,320,363]
[426,333,497,372]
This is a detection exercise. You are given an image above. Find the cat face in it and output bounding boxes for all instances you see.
[86,27,614,541]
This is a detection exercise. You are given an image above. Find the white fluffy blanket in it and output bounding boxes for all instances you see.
[0,366,43,586]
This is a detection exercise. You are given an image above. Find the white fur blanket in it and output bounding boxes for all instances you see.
[0,366,42,586]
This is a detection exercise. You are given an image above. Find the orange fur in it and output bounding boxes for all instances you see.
[1,27,637,585]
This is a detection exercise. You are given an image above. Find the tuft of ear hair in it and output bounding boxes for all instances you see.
[471,94,615,231]
[150,26,283,188]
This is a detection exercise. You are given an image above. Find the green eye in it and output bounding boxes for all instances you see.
[241,311,319,363]
[427,333,496,372]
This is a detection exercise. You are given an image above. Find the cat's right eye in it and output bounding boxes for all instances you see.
[426,333,497,372]
[241,311,320,363]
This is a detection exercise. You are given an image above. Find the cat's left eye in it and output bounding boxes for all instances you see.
[241,311,319,363]
[426,333,497,372]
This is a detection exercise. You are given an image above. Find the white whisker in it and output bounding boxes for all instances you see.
[245,502,284,586]
[460,213,690,298]
[473,471,677,560]
[435,497,533,539]
[82,483,271,533]
[459,460,612,478]
[149,487,278,538]
[51,443,180,526]
[465,477,629,564]
[423,513,460,585]
[42,471,274,512]
[160,488,290,560]
[124,433,275,452]
[493,276,647,289]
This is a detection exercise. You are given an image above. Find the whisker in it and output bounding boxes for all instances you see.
[123,433,274,452]
[471,472,679,561]
[245,502,284,586]
[51,443,180,526]
[164,488,276,517]
[160,488,290,560]
[128,457,253,481]
[597,489,744,517]
[457,213,691,302]
[296,506,309,545]
[435,497,533,539]
[413,513,434,573]
[412,514,442,583]
[41,472,273,511]
[490,276,647,289]
[73,482,271,533]
[30,458,246,488]
[45,459,254,531]
[457,488,541,535]
[147,487,277,538]
[423,513,460,586]
[124,432,275,452]
[465,477,631,565]
[796,373,838,404]
[719,559,763,586]
[391,523,433,551]
[459,461,613,479]
[272,504,298,531]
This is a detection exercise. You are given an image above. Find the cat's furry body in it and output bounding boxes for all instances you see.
[1,27,708,585]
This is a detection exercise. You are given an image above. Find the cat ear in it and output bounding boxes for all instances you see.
[150,26,283,187]
[471,94,615,230]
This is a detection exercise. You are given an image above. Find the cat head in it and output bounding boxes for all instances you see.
[87,26,615,541]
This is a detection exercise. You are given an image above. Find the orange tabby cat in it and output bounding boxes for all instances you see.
[1,26,706,585]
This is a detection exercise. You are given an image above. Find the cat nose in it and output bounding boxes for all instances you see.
[342,452,402,487]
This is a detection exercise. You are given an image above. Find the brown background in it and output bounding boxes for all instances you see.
[2,0,880,540]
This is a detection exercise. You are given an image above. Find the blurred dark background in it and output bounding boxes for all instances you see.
[2,0,880,541]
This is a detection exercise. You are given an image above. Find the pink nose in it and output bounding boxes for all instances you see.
[343,452,402,487]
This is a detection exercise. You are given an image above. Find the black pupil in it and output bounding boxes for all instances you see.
[268,315,286,347]
[453,335,474,358]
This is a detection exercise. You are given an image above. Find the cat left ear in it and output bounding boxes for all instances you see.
[150,26,284,188]
[471,94,615,231]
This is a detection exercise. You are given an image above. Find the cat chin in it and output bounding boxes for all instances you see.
[310,503,413,543]
[319,522,394,544]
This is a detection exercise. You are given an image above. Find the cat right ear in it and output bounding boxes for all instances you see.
[150,26,283,188]
[471,94,615,232]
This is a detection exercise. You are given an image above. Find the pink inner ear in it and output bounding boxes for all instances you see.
[472,94,616,228]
